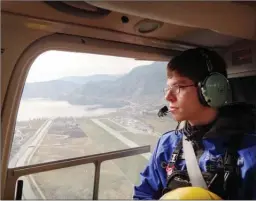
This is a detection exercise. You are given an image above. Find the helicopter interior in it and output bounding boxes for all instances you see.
[1,1,256,200]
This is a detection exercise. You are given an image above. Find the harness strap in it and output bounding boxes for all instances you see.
[170,139,183,164]
[165,138,183,179]
[165,134,244,199]
[223,134,244,199]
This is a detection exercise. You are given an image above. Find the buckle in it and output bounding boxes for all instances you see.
[171,153,178,163]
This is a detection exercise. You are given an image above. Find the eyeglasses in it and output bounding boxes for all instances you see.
[163,84,195,96]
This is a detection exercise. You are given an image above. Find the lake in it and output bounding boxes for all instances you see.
[16,99,117,121]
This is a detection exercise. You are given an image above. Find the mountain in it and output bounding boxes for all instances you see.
[22,80,79,100]
[59,74,120,84]
[65,62,167,107]
[22,74,121,100]
[22,62,168,108]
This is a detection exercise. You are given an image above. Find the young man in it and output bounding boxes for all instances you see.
[133,48,256,200]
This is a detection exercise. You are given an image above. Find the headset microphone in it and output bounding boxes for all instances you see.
[158,106,169,117]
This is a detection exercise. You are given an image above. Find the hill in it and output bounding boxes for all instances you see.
[22,62,168,108]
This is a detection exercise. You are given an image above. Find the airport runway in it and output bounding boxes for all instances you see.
[9,119,53,199]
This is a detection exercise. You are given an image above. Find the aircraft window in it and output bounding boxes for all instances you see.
[16,164,95,199]
[9,50,171,199]
[229,75,256,105]
[99,155,148,199]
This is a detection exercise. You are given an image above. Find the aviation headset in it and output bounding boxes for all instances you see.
[197,50,230,108]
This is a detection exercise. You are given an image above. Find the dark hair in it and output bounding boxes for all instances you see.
[167,47,227,83]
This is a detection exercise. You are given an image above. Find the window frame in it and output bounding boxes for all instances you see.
[2,33,174,199]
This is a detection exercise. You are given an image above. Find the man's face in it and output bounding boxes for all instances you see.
[165,70,204,122]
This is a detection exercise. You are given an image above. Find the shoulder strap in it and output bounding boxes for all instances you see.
[182,135,208,189]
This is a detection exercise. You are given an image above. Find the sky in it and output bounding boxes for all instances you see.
[26,50,154,83]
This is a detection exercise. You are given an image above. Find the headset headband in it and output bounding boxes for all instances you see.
[200,49,213,74]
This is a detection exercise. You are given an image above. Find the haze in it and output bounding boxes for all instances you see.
[26,50,154,83]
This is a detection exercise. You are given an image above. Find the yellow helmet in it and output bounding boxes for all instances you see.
[160,187,222,200]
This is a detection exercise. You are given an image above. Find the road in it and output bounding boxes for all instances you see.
[9,119,54,200]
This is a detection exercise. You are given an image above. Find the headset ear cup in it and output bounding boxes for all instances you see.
[202,73,230,108]
[197,83,209,107]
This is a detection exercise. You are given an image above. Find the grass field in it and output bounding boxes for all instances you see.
[26,110,178,199]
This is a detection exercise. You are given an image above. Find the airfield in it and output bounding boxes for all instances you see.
[10,107,177,199]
